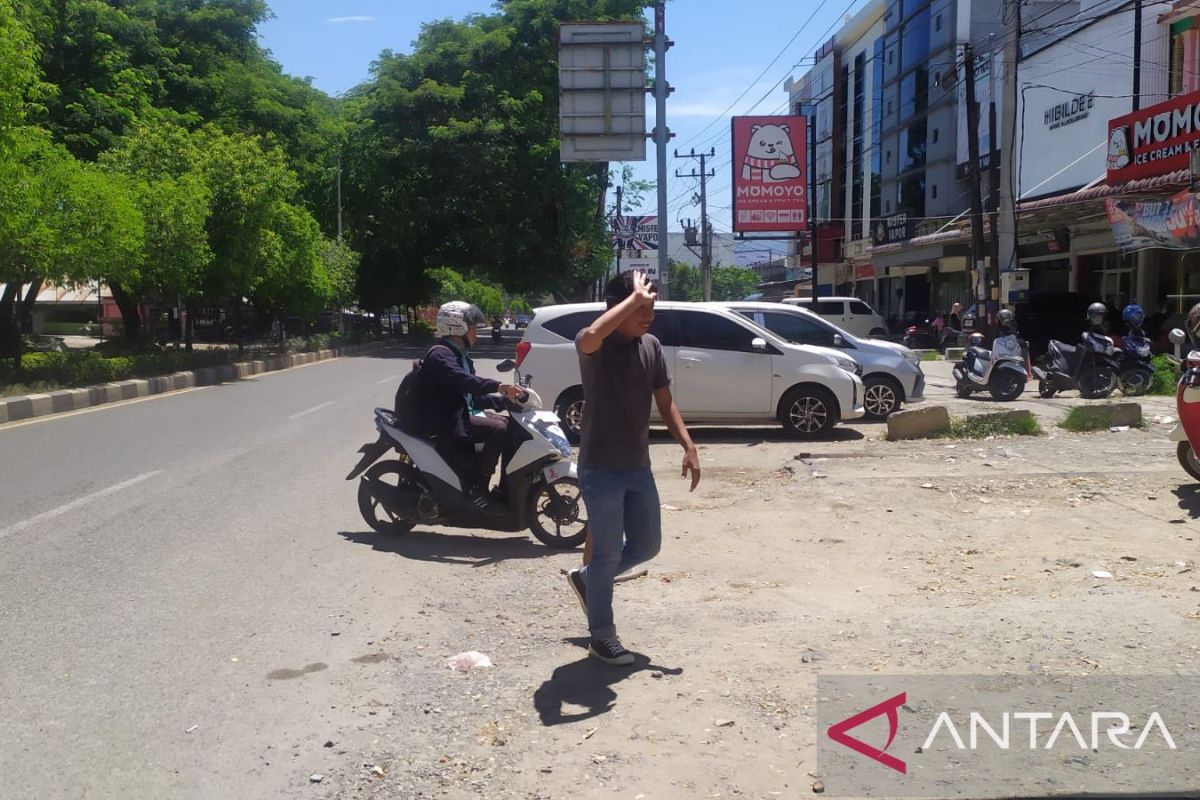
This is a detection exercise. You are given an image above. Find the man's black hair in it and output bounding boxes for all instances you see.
[604,272,657,309]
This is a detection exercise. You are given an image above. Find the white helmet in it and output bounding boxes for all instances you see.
[436,301,485,338]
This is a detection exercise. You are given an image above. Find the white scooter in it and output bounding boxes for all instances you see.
[347,359,588,548]
[953,332,1028,401]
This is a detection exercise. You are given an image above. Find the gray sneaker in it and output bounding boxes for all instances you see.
[566,568,587,615]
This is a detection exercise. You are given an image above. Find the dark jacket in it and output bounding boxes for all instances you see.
[415,339,505,439]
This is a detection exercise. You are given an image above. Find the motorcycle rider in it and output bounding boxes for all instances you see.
[414,301,524,515]
[996,307,1032,379]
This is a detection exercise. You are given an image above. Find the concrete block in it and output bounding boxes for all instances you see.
[172,372,195,390]
[194,367,217,386]
[1069,402,1143,428]
[235,362,251,379]
[3,397,34,421]
[99,383,125,404]
[67,388,90,409]
[944,347,965,361]
[50,390,77,413]
[217,364,238,382]
[887,405,951,441]
[319,349,333,361]
[147,376,170,394]
[251,360,265,375]
[0,400,8,424]
[28,393,52,417]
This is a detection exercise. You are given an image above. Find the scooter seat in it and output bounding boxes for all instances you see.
[1052,340,1076,355]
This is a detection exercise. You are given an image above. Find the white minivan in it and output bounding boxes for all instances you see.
[783,296,888,338]
[515,302,865,441]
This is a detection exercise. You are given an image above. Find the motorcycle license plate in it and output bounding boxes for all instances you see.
[543,461,572,484]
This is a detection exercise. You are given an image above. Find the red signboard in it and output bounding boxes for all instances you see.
[732,115,808,232]
[1107,88,1200,183]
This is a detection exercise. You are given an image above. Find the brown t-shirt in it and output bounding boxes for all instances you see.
[575,330,671,469]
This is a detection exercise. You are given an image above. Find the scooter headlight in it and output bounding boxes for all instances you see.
[533,419,573,458]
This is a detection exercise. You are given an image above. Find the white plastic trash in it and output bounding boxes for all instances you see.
[447,651,493,671]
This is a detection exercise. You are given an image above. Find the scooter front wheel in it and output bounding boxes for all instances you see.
[528,477,588,549]
[1038,379,1056,399]
[1117,368,1152,396]
[1178,441,1200,482]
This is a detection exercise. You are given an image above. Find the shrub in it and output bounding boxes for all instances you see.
[935,413,1043,439]
[1150,354,1178,395]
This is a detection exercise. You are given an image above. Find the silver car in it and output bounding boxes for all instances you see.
[720,301,925,419]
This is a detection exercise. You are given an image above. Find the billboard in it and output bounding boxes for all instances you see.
[1106,192,1200,253]
[611,215,658,252]
[731,115,808,232]
[1107,88,1200,183]
[559,22,647,163]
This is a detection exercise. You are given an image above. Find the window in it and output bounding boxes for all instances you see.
[932,127,939,144]
[899,119,927,170]
[760,312,837,347]
[935,13,942,32]
[886,149,892,164]
[849,301,875,315]
[931,184,938,199]
[805,300,846,316]
[677,311,759,353]
[901,9,931,72]
[648,310,680,347]
[899,68,929,118]
[542,310,600,340]
[899,172,926,217]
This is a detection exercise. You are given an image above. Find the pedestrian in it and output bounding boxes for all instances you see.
[566,271,701,666]
[948,302,963,333]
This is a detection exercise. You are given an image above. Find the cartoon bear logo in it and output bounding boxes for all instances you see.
[1107,126,1130,171]
[742,123,803,182]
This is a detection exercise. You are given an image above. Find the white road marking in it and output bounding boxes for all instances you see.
[377,375,401,385]
[0,470,163,542]
[289,401,335,420]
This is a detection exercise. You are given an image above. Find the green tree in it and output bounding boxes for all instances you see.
[0,0,38,142]
[343,0,647,310]
[711,266,759,301]
[666,259,701,302]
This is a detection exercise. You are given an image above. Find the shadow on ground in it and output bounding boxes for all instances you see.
[1172,485,1200,519]
[533,640,683,726]
[339,529,561,567]
[652,426,867,446]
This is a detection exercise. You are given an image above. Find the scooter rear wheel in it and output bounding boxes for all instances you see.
[358,461,418,535]
[1117,368,1152,396]
[989,371,1025,402]
[528,477,588,549]
[1038,379,1056,399]
[1178,441,1200,482]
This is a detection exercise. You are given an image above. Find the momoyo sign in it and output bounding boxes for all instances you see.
[1107,88,1200,183]
[731,115,808,232]
[1044,92,1094,131]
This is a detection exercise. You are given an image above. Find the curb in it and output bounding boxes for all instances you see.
[0,341,389,425]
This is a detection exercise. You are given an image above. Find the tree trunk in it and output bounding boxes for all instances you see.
[184,301,194,352]
[18,278,43,334]
[107,280,142,341]
[0,284,22,366]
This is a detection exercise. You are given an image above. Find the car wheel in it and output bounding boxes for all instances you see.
[779,386,838,439]
[554,387,585,445]
[862,375,902,419]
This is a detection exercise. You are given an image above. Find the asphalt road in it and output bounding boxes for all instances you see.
[0,344,524,798]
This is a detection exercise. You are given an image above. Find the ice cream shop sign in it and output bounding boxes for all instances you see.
[1108,88,1200,183]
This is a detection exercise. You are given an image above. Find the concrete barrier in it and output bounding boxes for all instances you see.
[887,405,951,441]
[969,409,1035,428]
[1067,402,1143,429]
[1,341,395,424]
[944,347,965,361]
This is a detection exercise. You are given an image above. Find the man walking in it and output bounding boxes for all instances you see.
[567,271,701,665]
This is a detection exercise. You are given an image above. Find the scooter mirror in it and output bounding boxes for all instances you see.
[1170,328,1187,345]
[496,359,516,373]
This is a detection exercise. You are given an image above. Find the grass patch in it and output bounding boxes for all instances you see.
[1058,404,1146,433]
[920,351,942,361]
[1150,354,1178,395]
[935,413,1044,439]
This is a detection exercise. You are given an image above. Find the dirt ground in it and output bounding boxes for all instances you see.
[301,367,1200,800]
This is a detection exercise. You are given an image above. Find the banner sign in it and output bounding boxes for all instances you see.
[1107,88,1200,183]
[611,215,658,252]
[872,213,914,246]
[1105,191,1200,253]
[731,115,808,232]
[1017,228,1070,258]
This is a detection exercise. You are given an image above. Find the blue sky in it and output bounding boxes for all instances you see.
[258,0,869,236]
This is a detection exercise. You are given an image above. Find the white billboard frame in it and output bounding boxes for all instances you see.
[559,22,648,163]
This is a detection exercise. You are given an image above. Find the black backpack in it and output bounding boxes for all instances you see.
[393,344,451,435]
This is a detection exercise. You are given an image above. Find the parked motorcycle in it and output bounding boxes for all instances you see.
[953,328,1028,401]
[1115,304,1154,396]
[491,321,503,343]
[1034,302,1118,399]
[347,359,587,548]
[1169,327,1200,481]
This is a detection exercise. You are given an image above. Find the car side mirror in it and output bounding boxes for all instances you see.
[497,359,516,372]
[833,333,845,348]
[1170,328,1187,345]
[751,337,768,351]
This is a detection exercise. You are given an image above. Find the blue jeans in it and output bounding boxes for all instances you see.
[578,467,662,640]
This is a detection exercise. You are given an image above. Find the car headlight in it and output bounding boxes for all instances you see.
[901,349,921,366]
[830,355,861,376]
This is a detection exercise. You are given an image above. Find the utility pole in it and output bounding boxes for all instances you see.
[808,112,818,302]
[963,43,989,331]
[612,183,624,280]
[997,0,1021,322]
[987,35,1000,305]
[1133,0,1143,110]
[653,2,671,298]
[675,148,716,300]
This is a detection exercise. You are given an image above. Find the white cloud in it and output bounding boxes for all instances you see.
[324,16,375,24]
